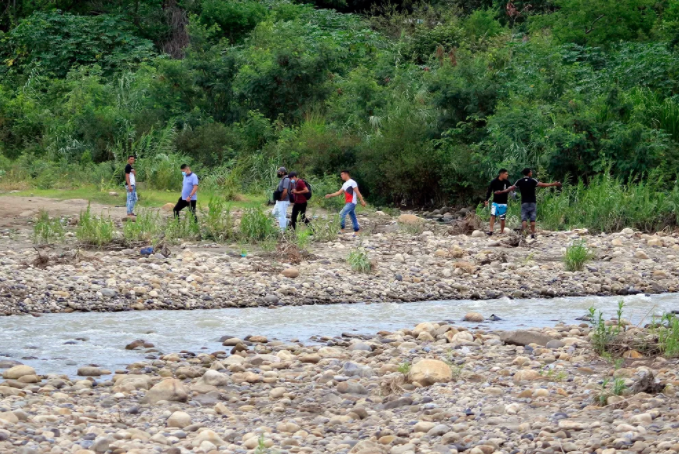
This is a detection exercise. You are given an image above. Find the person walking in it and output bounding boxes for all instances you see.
[173,164,199,221]
[484,168,513,236]
[288,171,311,230]
[272,167,291,231]
[513,168,561,238]
[124,155,137,217]
[325,170,366,234]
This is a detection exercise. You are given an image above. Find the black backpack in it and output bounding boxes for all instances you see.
[301,179,313,200]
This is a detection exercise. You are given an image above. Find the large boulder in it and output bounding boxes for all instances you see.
[167,411,191,428]
[2,365,35,380]
[500,330,554,347]
[113,375,152,393]
[408,359,452,386]
[142,378,188,404]
[463,312,484,322]
[200,370,229,387]
[398,214,423,225]
[349,440,387,454]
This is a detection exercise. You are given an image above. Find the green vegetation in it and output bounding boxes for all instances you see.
[2,0,679,232]
[563,240,595,271]
[239,208,278,243]
[588,301,625,355]
[397,361,411,375]
[32,210,64,244]
[76,206,115,247]
[122,209,162,243]
[202,197,235,243]
[348,247,372,273]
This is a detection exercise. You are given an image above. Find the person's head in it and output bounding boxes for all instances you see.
[127,155,136,164]
[180,164,191,176]
[522,167,532,177]
[498,168,508,180]
[288,171,298,183]
[340,170,351,182]
[277,167,288,178]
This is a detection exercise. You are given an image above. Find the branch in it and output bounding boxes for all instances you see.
[585,15,605,34]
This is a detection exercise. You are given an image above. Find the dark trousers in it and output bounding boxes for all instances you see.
[291,202,310,230]
[173,197,197,221]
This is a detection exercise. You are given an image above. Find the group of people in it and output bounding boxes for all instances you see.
[124,155,199,221]
[485,167,561,238]
[124,157,367,234]
[271,167,366,234]
[124,156,557,238]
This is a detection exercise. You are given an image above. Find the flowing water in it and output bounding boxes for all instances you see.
[0,293,677,376]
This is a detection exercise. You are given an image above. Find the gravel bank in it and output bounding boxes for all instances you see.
[1,226,679,316]
[0,321,677,454]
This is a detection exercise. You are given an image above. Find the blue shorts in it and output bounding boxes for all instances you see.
[491,203,507,220]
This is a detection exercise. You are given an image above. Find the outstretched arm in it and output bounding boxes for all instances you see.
[537,182,561,188]
[325,188,343,199]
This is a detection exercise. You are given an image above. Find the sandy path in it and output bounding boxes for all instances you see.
[0,196,127,228]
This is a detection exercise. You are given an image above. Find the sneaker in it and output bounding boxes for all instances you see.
[486,231,493,236]
[530,234,536,239]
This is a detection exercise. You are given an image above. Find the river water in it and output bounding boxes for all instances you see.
[0,293,676,376]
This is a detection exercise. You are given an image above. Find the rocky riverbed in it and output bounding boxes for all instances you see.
[1,220,679,315]
[0,320,678,454]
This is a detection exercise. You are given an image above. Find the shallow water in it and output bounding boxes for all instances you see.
[0,293,676,376]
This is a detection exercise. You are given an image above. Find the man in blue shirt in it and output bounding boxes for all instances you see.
[173,164,199,221]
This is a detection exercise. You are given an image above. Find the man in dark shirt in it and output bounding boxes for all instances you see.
[484,168,513,235]
[288,171,311,230]
[513,168,561,238]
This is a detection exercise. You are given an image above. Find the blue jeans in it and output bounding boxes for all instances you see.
[340,203,359,232]
[126,185,137,215]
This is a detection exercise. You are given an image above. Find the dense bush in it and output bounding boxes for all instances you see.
[1,0,679,224]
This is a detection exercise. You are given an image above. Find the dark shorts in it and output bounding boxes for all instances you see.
[521,203,537,222]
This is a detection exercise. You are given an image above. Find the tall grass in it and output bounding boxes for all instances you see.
[202,197,235,242]
[239,207,278,243]
[76,205,115,247]
[33,210,64,244]
[123,209,163,243]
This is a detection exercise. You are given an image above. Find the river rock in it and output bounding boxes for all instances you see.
[142,378,188,404]
[349,440,387,454]
[161,203,175,212]
[77,366,106,376]
[464,312,484,322]
[200,370,229,387]
[500,330,553,346]
[282,268,299,278]
[2,365,35,379]
[398,214,422,224]
[471,230,486,238]
[167,411,191,428]
[409,359,452,386]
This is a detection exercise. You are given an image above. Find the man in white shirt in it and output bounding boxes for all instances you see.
[124,155,137,217]
[325,170,366,234]
[272,167,291,231]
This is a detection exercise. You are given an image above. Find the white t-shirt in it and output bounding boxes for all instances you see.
[341,179,358,204]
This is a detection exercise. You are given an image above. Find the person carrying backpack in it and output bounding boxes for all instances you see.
[272,167,291,231]
[288,171,312,230]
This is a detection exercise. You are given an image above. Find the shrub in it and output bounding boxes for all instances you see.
[563,240,594,271]
[239,207,278,243]
[76,205,115,247]
[33,210,64,245]
[123,210,163,244]
[310,214,339,243]
[164,215,200,243]
[348,247,372,273]
[202,197,235,242]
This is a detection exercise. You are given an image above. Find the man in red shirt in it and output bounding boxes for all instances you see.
[288,172,310,230]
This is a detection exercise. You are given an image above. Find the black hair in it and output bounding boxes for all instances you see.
[180,164,189,170]
[498,168,508,175]
[288,171,298,178]
[522,167,531,176]
[128,155,136,160]
[340,170,350,175]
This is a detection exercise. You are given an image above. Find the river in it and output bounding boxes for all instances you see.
[0,293,676,376]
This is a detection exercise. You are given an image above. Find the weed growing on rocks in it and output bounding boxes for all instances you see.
[76,205,114,247]
[239,207,278,243]
[397,361,411,375]
[202,197,235,242]
[348,247,372,273]
[123,209,163,244]
[33,210,64,245]
[588,301,625,355]
[564,240,594,271]
[308,214,339,243]
[164,214,200,243]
